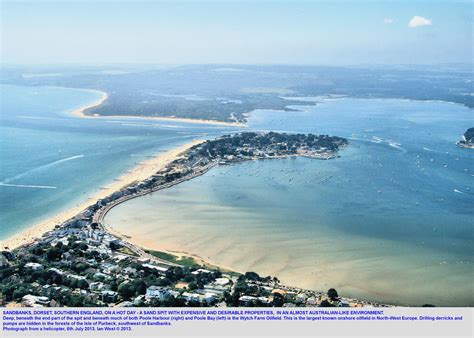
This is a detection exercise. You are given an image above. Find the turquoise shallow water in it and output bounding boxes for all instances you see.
[106,97,473,306]
[0,84,237,239]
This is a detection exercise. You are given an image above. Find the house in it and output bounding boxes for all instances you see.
[101,290,118,303]
[21,295,50,307]
[142,264,168,273]
[133,295,146,306]
[191,268,211,275]
[93,272,109,280]
[306,297,318,306]
[123,267,138,277]
[201,293,216,304]
[48,268,65,276]
[67,274,87,281]
[116,301,133,307]
[102,263,120,275]
[61,252,73,262]
[112,254,128,262]
[145,286,171,300]
[25,262,44,271]
[182,292,201,303]
[214,277,230,286]
[258,296,271,305]
[295,293,307,303]
[238,295,258,306]
[89,282,105,293]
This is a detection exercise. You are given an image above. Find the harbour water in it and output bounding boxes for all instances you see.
[105,97,474,306]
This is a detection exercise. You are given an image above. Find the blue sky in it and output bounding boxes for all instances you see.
[1,0,472,65]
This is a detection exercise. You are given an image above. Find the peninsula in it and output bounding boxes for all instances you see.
[0,132,394,309]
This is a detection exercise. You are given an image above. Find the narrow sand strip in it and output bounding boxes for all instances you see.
[69,89,108,118]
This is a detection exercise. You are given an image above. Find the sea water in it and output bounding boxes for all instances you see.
[105,97,473,306]
[0,84,236,240]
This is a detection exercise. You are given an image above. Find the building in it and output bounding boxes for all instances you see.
[48,268,65,275]
[89,282,106,293]
[238,295,258,306]
[182,292,201,303]
[21,295,50,307]
[123,267,138,277]
[201,293,216,304]
[24,262,44,271]
[142,264,168,273]
[145,286,171,300]
[101,290,118,304]
[214,277,230,286]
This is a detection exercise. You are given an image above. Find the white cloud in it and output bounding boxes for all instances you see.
[408,16,432,28]
[383,18,393,24]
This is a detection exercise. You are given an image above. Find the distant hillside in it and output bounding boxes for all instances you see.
[2,64,473,123]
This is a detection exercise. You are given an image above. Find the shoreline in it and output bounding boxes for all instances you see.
[94,114,246,127]
[69,88,245,127]
[0,139,204,251]
[69,89,109,118]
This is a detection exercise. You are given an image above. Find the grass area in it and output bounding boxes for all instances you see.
[117,246,139,257]
[145,250,198,267]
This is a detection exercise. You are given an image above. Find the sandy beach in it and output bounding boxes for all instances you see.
[69,89,109,118]
[97,115,246,127]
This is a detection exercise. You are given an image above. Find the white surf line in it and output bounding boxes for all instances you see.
[3,155,84,183]
[0,183,57,189]
[388,142,406,152]
[348,137,406,152]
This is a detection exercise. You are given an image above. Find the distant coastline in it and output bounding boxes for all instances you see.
[69,88,245,127]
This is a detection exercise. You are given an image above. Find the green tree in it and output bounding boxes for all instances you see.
[327,288,339,301]
[77,279,89,290]
[12,286,29,301]
[46,247,62,261]
[118,282,135,299]
[272,293,285,307]
[319,299,334,307]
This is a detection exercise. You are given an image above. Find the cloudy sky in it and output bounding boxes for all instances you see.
[1,0,472,65]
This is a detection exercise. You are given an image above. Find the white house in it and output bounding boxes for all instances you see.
[25,262,44,271]
[145,286,171,300]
